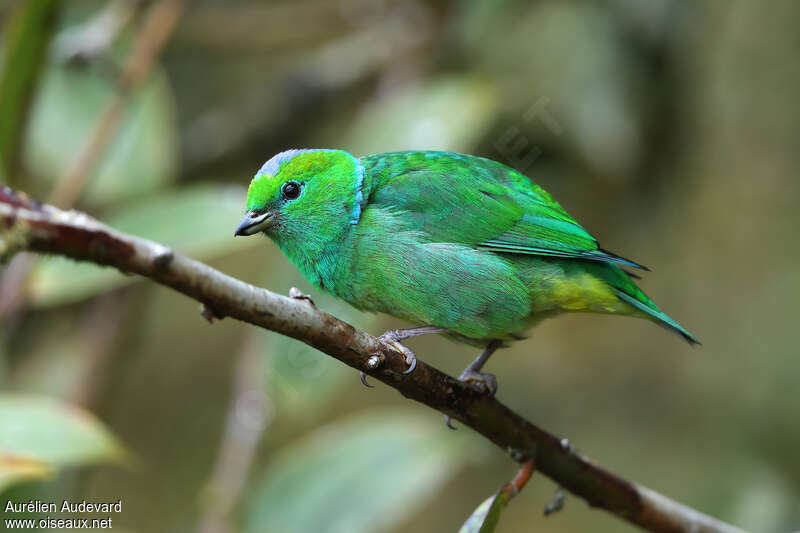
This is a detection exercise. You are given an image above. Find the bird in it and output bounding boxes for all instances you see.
[235,149,698,395]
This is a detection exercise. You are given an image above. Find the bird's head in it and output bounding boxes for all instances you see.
[235,149,366,240]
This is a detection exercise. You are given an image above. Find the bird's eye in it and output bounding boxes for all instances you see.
[281,181,301,200]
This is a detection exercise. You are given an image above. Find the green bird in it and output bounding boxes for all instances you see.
[235,149,698,393]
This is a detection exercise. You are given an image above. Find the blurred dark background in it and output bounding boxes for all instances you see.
[1,1,799,532]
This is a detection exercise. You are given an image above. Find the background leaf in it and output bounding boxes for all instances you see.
[458,488,511,533]
[24,62,178,205]
[0,455,51,492]
[0,394,124,491]
[338,77,496,155]
[244,409,473,533]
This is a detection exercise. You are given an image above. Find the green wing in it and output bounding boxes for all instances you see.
[361,151,646,270]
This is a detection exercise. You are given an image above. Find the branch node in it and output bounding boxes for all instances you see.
[507,447,529,463]
[289,286,315,306]
[152,246,174,270]
[365,354,383,370]
[559,438,575,455]
[201,303,223,323]
[0,217,30,263]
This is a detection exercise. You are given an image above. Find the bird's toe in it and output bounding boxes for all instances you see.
[459,370,498,397]
[378,336,417,375]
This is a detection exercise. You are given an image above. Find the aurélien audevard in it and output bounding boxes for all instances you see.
[5,500,123,513]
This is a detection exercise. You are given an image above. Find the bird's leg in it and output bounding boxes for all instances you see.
[359,326,450,386]
[458,339,502,396]
[444,339,504,428]
[380,325,450,342]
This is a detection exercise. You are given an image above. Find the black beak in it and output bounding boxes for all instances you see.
[234,211,273,236]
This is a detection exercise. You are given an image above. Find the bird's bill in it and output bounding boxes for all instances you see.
[234,211,274,236]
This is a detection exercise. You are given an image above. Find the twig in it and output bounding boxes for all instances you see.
[0,189,748,533]
[48,0,183,208]
[196,338,272,533]
[55,0,137,66]
[69,292,128,408]
[510,459,535,495]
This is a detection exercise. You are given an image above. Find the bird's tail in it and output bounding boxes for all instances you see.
[614,288,700,345]
[592,263,700,345]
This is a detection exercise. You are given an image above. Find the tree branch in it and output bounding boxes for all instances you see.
[0,188,747,533]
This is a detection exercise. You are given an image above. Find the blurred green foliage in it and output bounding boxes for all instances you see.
[28,183,256,307]
[2,1,800,532]
[245,410,475,533]
[458,487,511,533]
[24,63,177,204]
[0,393,123,491]
[0,0,59,185]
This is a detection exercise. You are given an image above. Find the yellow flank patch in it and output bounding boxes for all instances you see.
[550,273,621,312]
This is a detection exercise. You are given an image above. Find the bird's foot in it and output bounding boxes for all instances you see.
[377,331,417,375]
[453,339,501,397]
[458,368,498,397]
[442,340,502,428]
[360,330,422,388]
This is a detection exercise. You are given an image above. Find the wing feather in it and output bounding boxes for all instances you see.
[362,151,647,269]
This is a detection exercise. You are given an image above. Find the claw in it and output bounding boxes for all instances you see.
[378,334,417,375]
[359,372,374,388]
[444,415,457,430]
[401,353,417,374]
